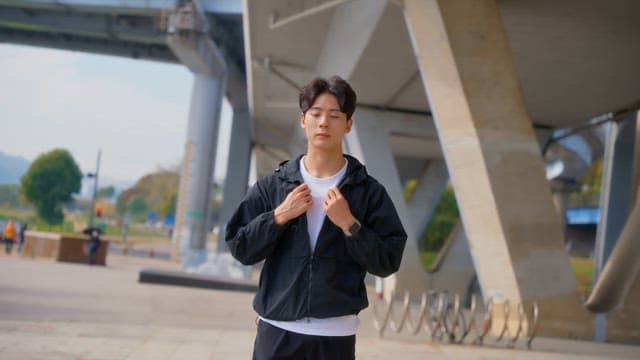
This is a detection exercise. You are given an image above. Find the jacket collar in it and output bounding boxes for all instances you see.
[276,154,368,186]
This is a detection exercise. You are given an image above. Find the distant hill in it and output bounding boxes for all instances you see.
[0,151,30,184]
[117,170,180,222]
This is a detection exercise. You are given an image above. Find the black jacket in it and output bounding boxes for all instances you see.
[225,154,407,321]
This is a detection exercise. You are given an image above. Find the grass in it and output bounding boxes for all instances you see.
[570,256,595,296]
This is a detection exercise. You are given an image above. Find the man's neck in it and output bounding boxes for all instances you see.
[303,148,345,178]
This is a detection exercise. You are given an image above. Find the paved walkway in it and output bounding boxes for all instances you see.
[0,253,638,359]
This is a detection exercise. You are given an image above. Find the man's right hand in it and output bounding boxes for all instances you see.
[274,183,312,225]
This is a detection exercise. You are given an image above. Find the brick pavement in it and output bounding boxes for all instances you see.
[0,253,637,359]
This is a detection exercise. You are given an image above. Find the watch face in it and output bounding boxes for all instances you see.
[349,221,361,235]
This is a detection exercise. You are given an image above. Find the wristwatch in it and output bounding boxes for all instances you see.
[345,219,361,237]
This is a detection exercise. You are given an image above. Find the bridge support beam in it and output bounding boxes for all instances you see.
[591,111,640,342]
[404,0,592,338]
[172,73,226,267]
[346,108,429,298]
[217,107,251,253]
[167,3,227,268]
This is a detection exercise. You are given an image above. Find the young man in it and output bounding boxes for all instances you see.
[226,76,407,359]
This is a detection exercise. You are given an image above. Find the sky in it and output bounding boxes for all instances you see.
[0,43,232,190]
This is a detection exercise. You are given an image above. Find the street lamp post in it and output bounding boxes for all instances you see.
[87,150,101,228]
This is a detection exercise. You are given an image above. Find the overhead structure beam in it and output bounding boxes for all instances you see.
[269,0,353,30]
[315,0,387,78]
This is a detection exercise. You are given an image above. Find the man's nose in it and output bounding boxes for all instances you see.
[318,114,329,127]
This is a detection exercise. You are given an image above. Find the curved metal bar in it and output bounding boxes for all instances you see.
[526,302,540,349]
[507,302,525,347]
[406,292,428,335]
[449,293,467,343]
[462,294,478,340]
[424,290,441,341]
[433,291,450,341]
[372,292,393,337]
[389,291,411,333]
[473,296,493,345]
[442,294,457,342]
[495,299,510,342]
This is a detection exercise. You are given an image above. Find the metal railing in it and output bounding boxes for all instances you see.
[372,290,539,349]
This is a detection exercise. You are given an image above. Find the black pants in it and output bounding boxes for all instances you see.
[4,238,14,254]
[88,240,100,265]
[253,320,356,360]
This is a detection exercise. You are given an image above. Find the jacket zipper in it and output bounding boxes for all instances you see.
[308,255,313,321]
[306,175,353,321]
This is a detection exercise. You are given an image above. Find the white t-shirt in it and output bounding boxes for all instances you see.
[260,156,359,336]
[300,156,348,253]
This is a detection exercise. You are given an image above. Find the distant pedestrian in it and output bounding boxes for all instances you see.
[4,220,16,254]
[121,218,129,244]
[18,222,28,253]
[82,226,102,265]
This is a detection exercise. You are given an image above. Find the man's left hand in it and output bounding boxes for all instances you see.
[323,187,356,233]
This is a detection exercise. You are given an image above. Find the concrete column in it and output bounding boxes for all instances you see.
[346,108,428,298]
[593,118,636,275]
[404,0,591,338]
[590,113,639,341]
[631,111,640,204]
[173,73,226,266]
[166,3,227,267]
[551,191,568,239]
[217,107,251,253]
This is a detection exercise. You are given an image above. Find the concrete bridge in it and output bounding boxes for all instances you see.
[1,0,639,343]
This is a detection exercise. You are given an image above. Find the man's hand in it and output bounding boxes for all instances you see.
[274,183,313,225]
[323,187,356,233]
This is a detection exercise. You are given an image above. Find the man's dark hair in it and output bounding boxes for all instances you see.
[299,76,357,119]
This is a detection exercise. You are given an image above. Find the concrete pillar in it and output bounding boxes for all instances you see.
[346,108,428,298]
[593,118,637,275]
[631,111,640,205]
[590,112,640,342]
[217,107,251,253]
[404,0,591,338]
[173,74,226,266]
[166,2,227,267]
[551,191,568,240]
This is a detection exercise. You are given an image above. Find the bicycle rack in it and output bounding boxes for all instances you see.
[372,289,539,349]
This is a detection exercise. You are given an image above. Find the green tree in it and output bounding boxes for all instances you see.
[116,170,179,221]
[20,149,81,224]
[128,198,150,222]
[159,192,177,218]
[96,185,115,199]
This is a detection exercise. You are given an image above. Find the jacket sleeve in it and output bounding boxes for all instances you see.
[345,183,407,277]
[225,179,286,265]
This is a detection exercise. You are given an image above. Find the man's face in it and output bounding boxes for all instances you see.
[300,92,352,151]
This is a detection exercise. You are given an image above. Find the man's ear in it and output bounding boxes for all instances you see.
[300,112,306,128]
[345,118,353,133]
